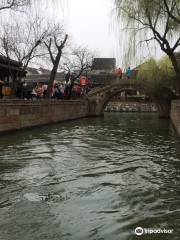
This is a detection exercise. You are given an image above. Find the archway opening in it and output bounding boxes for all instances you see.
[88,82,173,118]
[102,87,158,113]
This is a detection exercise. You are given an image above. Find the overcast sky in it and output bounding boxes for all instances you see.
[59,0,161,68]
[60,0,179,69]
[1,0,168,68]
[61,0,121,65]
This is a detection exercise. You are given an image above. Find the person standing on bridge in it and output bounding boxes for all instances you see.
[126,66,132,79]
[115,67,122,80]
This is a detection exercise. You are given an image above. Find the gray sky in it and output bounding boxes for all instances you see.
[59,0,161,68]
[58,0,180,69]
[1,0,172,69]
[62,0,121,65]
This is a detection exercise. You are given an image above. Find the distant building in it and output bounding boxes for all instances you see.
[25,67,65,86]
[88,58,116,86]
[26,67,39,75]
[38,67,51,74]
[91,58,116,71]
[0,55,25,87]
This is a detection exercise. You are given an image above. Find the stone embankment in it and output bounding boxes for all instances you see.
[0,99,180,136]
[0,100,88,133]
[105,101,158,112]
[170,100,180,136]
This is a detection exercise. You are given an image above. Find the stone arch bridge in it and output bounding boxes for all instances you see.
[85,79,172,118]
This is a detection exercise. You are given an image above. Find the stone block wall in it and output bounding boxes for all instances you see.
[0,100,88,133]
[170,100,180,136]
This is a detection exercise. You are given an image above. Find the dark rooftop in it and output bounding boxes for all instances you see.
[0,55,22,67]
[27,67,40,75]
[91,58,116,70]
[39,67,51,74]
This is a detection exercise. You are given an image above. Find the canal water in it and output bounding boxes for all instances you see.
[0,113,180,240]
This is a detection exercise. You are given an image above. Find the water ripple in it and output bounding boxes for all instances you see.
[0,113,180,240]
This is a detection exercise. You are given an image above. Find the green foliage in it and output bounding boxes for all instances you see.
[137,57,176,94]
[138,58,159,82]
[158,56,176,81]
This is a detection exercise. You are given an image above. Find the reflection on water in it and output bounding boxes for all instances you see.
[0,113,180,240]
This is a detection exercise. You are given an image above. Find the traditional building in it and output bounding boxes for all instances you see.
[25,67,65,86]
[0,55,24,87]
[88,58,116,86]
[0,55,25,97]
[91,58,116,71]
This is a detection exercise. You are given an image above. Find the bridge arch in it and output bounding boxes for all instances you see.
[87,80,172,118]
[100,86,152,113]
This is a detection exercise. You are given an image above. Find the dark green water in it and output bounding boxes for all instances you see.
[0,113,180,240]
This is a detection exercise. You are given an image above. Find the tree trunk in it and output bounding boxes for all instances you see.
[45,34,68,98]
[46,51,61,98]
[168,54,180,88]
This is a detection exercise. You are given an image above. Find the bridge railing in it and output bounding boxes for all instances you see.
[88,78,142,96]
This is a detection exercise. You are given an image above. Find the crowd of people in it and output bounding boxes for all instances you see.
[1,67,134,99]
[15,73,92,100]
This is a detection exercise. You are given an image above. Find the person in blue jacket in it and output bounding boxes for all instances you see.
[126,66,133,79]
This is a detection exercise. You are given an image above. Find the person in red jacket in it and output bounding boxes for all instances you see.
[115,67,123,80]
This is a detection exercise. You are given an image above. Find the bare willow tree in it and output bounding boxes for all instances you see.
[63,46,95,79]
[61,46,95,99]
[114,0,180,83]
[0,0,68,11]
[0,0,62,11]
[0,16,61,77]
[44,32,68,97]
[0,0,30,11]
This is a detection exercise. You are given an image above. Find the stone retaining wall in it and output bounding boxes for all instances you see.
[1,99,179,135]
[170,100,180,136]
[0,100,88,133]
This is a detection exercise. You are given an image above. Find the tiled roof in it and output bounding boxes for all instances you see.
[91,58,116,70]
[0,55,22,67]
[27,67,40,74]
